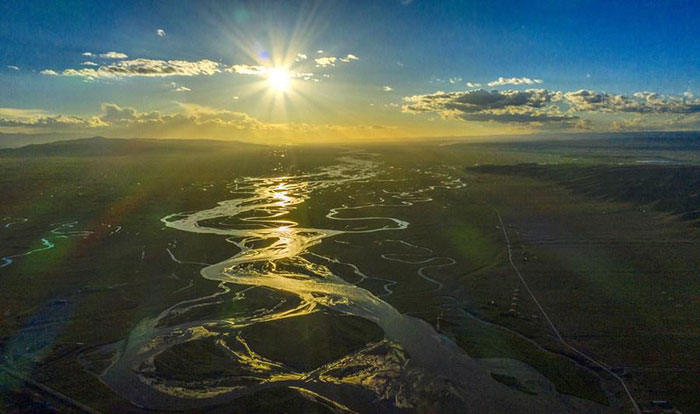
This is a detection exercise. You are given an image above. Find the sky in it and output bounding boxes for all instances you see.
[3,0,700,143]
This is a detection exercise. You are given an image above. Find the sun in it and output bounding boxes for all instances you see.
[267,68,291,93]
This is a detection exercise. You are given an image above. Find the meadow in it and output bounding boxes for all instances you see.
[0,136,698,413]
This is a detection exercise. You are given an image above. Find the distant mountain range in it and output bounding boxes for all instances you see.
[0,132,88,148]
[0,136,266,157]
[1,131,699,157]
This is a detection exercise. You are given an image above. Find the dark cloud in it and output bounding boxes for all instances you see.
[403,88,700,128]
[402,89,574,125]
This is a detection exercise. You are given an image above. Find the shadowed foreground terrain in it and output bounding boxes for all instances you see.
[0,136,698,413]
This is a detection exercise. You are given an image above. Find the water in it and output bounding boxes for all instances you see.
[98,153,601,413]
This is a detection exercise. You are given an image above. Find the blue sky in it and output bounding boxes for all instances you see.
[2,0,700,142]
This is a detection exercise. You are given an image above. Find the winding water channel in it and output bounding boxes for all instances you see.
[98,153,599,413]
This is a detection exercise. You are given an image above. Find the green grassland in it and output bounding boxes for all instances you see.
[0,139,348,413]
[0,136,698,413]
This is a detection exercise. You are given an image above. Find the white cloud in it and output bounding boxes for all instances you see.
[0,103,396,141]
[339,54,359,63]
[0,112,107,128]
[170,82,190,92]
[46,58,221,79]
[317,50,324,54]
[295,53,308,62]
[156,29,166,37]
[82,52,94,57]
[315,56,337,67]
[99,51,129,59]
[225,64,268,76]
[466,82,481,88]
[225,64,316,81]
[295,72,315,80]
[383,86,393,92]
[315,54,358,67]
[92,103,263,131]
[487,77,543,87]
[7,65,19,71]
[42,50,354,83]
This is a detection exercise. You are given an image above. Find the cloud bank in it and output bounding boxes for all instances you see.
[402,88,700,129]
[41,49,359,83]
[0,103,396,142]
[43,58,221,79]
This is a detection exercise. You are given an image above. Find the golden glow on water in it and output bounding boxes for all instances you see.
[99,155,562,413]
[272,182,293,204]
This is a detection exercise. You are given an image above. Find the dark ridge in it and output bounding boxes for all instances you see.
[453,131,700,151]
[0,132,84,149]
[495,133,700,152]
[0,136,267,157]
[469,163,700,225]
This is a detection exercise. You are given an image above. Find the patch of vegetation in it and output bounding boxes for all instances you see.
[240,311,384,372]
[490,373,537,395]
[449,315,609,404]
[470,163,700,225]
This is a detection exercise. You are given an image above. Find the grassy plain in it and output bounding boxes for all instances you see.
[0,136,698,413]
